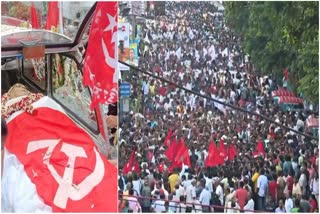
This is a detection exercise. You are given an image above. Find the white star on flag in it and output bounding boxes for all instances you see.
[104,13,117,33]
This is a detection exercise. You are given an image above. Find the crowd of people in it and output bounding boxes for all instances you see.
[119,2,319,213]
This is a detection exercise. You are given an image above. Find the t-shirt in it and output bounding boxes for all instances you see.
[168,173,179,193]
[235,188,248,209]
[257,175,268,197]
[290,207,299,213]
[268,181,277,200]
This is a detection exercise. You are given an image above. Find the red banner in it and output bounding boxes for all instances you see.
[83,2,118,109]
[5,100,117,212]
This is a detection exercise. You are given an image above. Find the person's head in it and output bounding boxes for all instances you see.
[128,188,134,196]
[239,181,244,188]
[278,199,284,208]
[1,117,7,149]
[130,48,135,60]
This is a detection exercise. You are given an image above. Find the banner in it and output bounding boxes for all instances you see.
[83,2,118,109]
[4,97,117,212]
[118,22,130,70]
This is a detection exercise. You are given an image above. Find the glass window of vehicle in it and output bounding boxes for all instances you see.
[1,1,95,47]
[22,57,46,91]
[51,53,97,132]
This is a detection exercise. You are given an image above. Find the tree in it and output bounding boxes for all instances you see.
[224,1,319,103]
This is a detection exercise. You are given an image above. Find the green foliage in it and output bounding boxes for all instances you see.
[224,1,319,103]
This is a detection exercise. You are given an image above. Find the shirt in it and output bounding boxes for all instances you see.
[199,188,211,206]
[311,178,319,195]
[186,185,196,207]
[285,198,293,213]
[243,199,254,213]
[128,196,141,212]
[132,180,142,196]
[152,200,166,213]
[257,174,268,197]
[168,173,179,193]
[275,207,286,213]
[235,188,248,209]
[215,185,224,205]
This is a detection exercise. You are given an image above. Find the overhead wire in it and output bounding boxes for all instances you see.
[119,60,318,140]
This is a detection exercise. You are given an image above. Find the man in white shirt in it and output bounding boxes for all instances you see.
[199,179,211,213]
[284,192,293,213]
[185,179,196,212]
[128,189,141,212]
[214,177,224,205]
[152,194,166,213]
[243,193,255,213]
[257,168,268,211]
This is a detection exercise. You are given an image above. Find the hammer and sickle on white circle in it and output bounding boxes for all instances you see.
[27,139,105,209]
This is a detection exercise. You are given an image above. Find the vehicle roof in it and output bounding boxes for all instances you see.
[278,96,303,104]
[272,89,295,97]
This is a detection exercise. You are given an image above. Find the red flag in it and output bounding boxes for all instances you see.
[173,138,191,167]
[219,138,227,160]
[46,2,59,32]
[205,141,224,167]
[253,140,265,157]
[30,2,39,29]
[5,97,117,212]
[123,149,140,175]
[83,2,118,109]
[227,144,238,161]
[123,149,136,175]
[165,138,177,161]
[164,129,173,146]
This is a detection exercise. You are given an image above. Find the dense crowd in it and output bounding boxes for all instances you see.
[119,2,319,213]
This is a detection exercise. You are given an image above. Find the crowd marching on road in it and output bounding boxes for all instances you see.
[119,2,319,213]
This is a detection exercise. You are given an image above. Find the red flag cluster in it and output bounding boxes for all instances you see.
[205,139,239,167]
[123,149,140,175]
[165,138,191,171]
[83,2,118,109]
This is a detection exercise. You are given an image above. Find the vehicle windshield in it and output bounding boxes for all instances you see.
[1,1,94,47]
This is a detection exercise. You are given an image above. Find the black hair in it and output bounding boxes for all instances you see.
[1,117,7,137]
[1,117,7,149]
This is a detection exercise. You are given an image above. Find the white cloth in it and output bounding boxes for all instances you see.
[285,198,293,213]
[243,199,254,213]
[1,149,52,212]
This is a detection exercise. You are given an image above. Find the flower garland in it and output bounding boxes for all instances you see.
[1,93,44,119]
